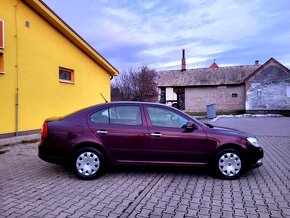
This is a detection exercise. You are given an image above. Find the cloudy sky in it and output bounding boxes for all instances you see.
[43,0,290,71]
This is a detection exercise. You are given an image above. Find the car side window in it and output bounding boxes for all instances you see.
[90,106,142,126]
[90,108,109,124]
[109,106,142,125]
[147,106,187,128]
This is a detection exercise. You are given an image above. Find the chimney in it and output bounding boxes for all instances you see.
[255,60,259,65]
[181,49,186,71]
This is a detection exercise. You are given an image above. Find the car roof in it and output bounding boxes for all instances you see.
[100,101,177,108]
[74,101,179,115]
[106,101,160,105]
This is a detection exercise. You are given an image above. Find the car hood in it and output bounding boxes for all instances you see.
[205,124,253,138]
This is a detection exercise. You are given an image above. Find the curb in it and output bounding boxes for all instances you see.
[0,135,40,149]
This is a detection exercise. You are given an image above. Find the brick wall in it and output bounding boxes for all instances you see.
[185,85,245,113]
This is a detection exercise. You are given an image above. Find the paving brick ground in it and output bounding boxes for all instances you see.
[0,117,290,217]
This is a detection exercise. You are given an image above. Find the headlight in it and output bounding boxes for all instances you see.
[247,137,261,147]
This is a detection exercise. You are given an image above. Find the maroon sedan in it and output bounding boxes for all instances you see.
[39,102,263,180]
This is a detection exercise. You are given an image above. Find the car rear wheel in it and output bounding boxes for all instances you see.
[73,147,104,180]
[213,148,244,180]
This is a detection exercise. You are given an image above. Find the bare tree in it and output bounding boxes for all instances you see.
[111,65,158,102]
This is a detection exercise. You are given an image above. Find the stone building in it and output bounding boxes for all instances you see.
[245,58,290,112]
[158,54,290,114]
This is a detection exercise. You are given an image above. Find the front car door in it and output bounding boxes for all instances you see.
[88,104,149,164]
[145,105,209,165]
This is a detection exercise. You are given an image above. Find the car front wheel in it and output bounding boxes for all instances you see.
[73,147,104,180]
[214,148,244,180]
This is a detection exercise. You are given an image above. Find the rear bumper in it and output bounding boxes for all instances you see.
[38,139,67,165]
[38,151,66,165]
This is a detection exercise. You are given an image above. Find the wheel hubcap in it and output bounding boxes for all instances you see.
[76,152,100,176]
[218,152,241,177]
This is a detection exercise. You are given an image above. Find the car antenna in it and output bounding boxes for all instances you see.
[100,93,108,103]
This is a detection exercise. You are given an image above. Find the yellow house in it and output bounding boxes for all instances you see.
[0,0,119,137]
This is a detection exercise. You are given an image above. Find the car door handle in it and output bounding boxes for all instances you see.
[151,132,162,137]
[97,130,108,134]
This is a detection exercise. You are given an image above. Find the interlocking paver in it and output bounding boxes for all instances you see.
[233,208,246,217]
[163,206,175,214]
[162,212,174,218]
[174,211,187,217]
[175,204,187,212]
[185,208,198,217]
[138,208,152,217]
[199,207,211,215]
[222,210,234,217]
[0,117,290,218]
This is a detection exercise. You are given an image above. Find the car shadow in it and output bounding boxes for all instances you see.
[107,164,211,177]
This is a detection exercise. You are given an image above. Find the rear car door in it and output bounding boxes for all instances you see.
[88,104,150,164]
[145,105,208,165]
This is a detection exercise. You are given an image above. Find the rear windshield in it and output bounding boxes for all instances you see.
[60,106,92,119]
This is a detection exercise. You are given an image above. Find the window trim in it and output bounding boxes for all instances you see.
[59,67,74,84]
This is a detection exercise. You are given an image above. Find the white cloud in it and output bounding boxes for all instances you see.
[218,63,238,67]
[43,0,290,70]
[90,0,266,65]
[153,56,208,69]
[276,54,290,69]
[138,0,155,9]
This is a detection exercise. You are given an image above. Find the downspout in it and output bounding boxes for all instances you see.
[14,2,20,136]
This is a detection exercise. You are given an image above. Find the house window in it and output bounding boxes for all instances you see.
[59,67,74,84]
[232,93,238,98]
[25,20,30,28]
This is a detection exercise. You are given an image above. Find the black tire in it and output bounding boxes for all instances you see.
[73,147,104,180]
[213,148,245,180]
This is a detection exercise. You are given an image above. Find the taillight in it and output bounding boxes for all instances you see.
[41,121,48,138]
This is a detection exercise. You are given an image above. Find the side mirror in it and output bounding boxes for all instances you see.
[185,121,196,132]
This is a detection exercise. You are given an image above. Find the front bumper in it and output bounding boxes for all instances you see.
[251,158,263,168]
[248,146,264,169]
